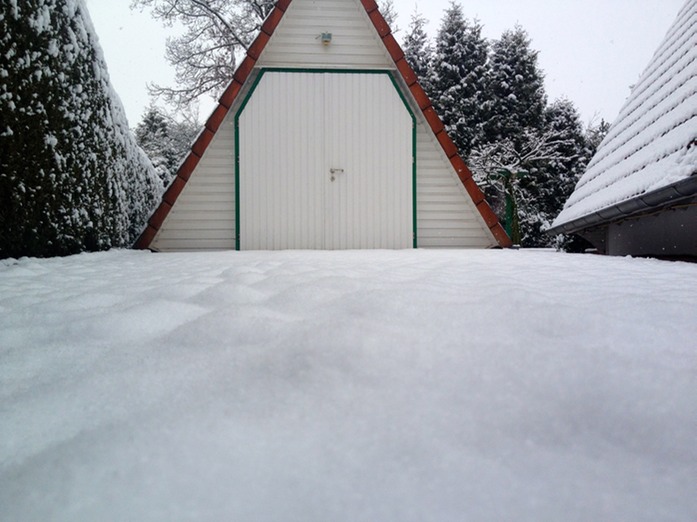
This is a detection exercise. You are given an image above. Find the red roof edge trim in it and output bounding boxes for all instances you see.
[134,225,158,250]
[260,6,285,35]
[463,178,485,205]
[382,33,404,62]
[219,80,243,109]
[233,56,257,84]
[191,128,215,157]
[163,176,187,206]
[489,223,511,246]
[247,31,271,60]
[205,105,229,134]
[395,58,418,86]
[368,9,391,37]
[449,155,472,182]
[178,154,200,181]
[476,201,500,229]
[360,0,379,13]
[148,201,173,231]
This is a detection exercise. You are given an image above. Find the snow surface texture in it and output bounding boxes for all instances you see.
[1,249,696,521]
[553,0,697,228]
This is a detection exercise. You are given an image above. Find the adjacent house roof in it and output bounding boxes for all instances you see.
[549,0,697,235]
[134,0,511,249]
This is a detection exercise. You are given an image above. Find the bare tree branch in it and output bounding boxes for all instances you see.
[131,0,275,109]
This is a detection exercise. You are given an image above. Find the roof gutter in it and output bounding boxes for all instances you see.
[547,174,697,236]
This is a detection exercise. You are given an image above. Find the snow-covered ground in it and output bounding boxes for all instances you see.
[1,249,696,521]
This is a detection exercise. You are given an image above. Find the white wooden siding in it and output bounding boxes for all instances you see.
[151,113,236,251]
[415,123,495,248]
[258,0,395,69]
[239,72,412,250]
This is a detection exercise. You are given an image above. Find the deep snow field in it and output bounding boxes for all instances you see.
[1,249,696,521]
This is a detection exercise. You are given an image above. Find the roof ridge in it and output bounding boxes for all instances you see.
[135,0,510,249]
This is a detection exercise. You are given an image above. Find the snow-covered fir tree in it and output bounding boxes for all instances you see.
[483,25,547,144]
[430,2,489,157]
[135,106,199,187]
[586,117,611,157]
[402,7,432,88]
[0,0,162,258]
[518,98,591,247]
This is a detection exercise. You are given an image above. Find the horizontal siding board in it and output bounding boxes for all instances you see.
[177,194,234,204]
[152,110,236,252]
[419,236,491,248]
[160,219,234,231]
[158,229,235,240]
[414,117,496,248]
[152,239,235,251]
[419,219,487,230]
[172,204,235,214]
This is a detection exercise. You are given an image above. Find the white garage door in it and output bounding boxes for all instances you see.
[238,71,414,250]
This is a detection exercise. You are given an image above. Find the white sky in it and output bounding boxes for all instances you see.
[84,0,685,127]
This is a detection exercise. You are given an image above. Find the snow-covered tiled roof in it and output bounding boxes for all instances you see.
[552,0,697,231]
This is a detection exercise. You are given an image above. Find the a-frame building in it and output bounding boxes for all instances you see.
[135,0,511,251]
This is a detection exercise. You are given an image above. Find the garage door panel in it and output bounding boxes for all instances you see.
[239,72,325,250]
[324,74,412,249]
[239,71,413,250]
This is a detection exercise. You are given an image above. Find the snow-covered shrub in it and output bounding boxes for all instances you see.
[135,106,198,187]
[0,0,162,258]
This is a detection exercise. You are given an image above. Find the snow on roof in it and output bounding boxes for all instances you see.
[552,0,697,230]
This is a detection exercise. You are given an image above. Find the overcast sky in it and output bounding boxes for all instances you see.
[84,0,685,128]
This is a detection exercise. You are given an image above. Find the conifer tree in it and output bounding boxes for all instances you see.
[402,8,432,86]
[430,2,489,157]
[135,106,199,187]
[0,0,161,258]
[586,118,611,157]
[484,25,547,143]
[517,98,589,247]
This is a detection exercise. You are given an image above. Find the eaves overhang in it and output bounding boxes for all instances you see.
[547,173,697,236]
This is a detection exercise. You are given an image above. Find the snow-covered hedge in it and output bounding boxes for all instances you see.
[0,0,162,258]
